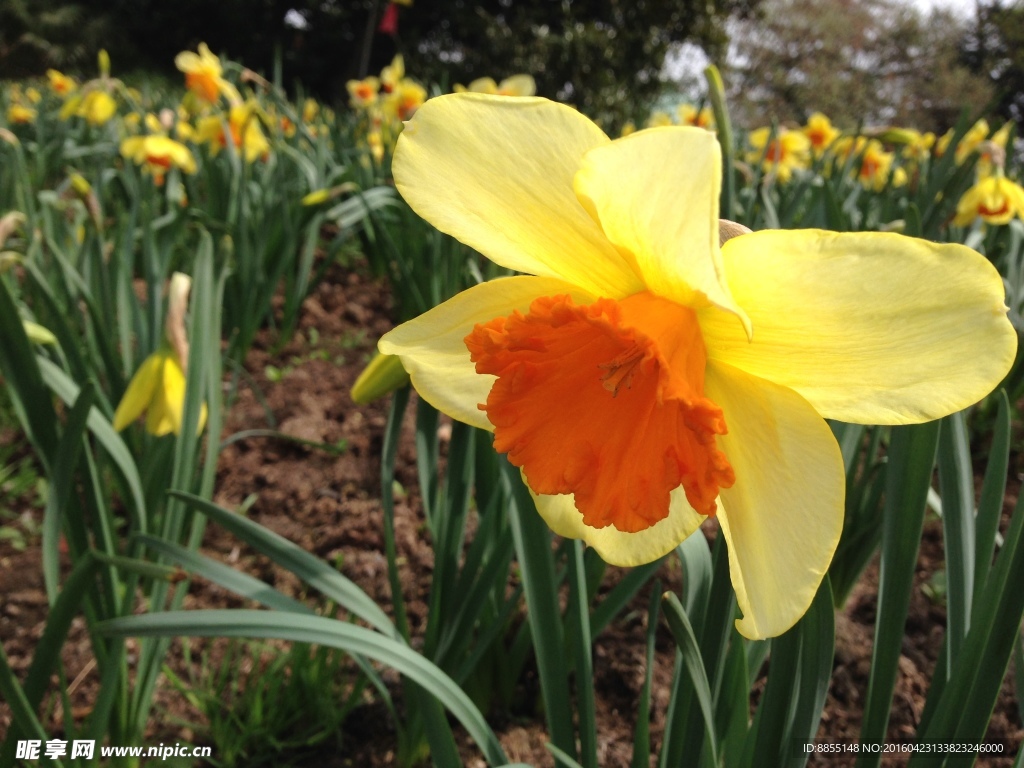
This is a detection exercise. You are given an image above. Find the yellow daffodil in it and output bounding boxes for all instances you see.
[25,87,41,104]
[886,128,936,164]
[380,54,405,94]
[302,98,320,124]
[113,273,207,436]
[620,121,636,137]
[175,43,241,106]
[197,104,270,162]
[678,104,714,130]
[60,90,117,126]
[646,111,673,128]
[378,94,1015,639]
[46,69,77,96]
[6,104,36,125]
[953,174,1024,226]
[802,112,839,157]
[347,76,381,108]
[120,135,197,185]
[457,75,537,97]
[747,127,811,182]
[384,80,427,122]
[834,136,906,191]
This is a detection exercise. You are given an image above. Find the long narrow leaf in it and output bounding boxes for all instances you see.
[857,422,939,768]
[662,592,720,767]
[98,610,508,766]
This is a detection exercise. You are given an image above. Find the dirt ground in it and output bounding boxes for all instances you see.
[1,261,1022,767]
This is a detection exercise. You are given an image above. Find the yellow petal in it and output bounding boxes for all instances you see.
[497,75,536,96]
[532,486,705,567]
[705,361,844,640]
[574,127,750,333]
[112,353,164,431]
[351,352,411,404]
[146,354,186,436]
[701,229,1016,425]
[393,94,642,297]
[378,275,595,430]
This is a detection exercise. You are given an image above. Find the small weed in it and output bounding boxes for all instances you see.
[165,633,368,767]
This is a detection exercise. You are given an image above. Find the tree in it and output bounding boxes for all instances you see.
[725,0,994,131]
[0,0,114,77]
[8,0,755,130]
[962,0,1024,126]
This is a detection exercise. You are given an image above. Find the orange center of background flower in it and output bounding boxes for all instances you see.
[465,292,735,533]
[186,71,220,103]
[979,199,1010,218]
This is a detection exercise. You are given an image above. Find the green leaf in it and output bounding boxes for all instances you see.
[974,390,1010,599]
[98,610,508,766]
[937,411,976,672]
[857,422,939,768]
[0,278,59,469]
[662,592,719,767]
[503,459,577,760]
[631,581,661,768]
[168,491,395,637]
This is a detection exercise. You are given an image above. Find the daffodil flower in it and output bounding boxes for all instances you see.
[378,94,1016,639]
[175,43,242,106]
[953,174,1024,227]
[747,126,811,182]
[678,104,715,131]
[802,112,839,157]
[113,273,207,436]
[120,135,197,185]
[196,103,270,162]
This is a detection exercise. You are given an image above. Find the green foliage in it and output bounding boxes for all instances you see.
[164,639,362,767]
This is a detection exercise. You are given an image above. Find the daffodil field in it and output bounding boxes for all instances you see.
[2,42,1024,767]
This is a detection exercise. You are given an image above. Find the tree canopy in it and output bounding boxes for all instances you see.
[724,0,994,131]
[4,0,755,128]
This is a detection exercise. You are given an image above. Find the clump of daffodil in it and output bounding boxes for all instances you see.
[678,104,715,130]
[347,76,381,109]
[196,102,270,162]
[645,111,674,128]
[46,69,77,96]
[383,79,427,122]
[175,43,242,107]
[113,272,207,436]
[802,112,839,158]
[379,93,1015,640]
[746,126,811,182]
[6,103,36,125]
[454,75,537,97]
[59,88,117,126]
[833,136,906,191]
[120,134,197,186]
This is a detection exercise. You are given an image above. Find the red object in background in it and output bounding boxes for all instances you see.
[378,3,399,35]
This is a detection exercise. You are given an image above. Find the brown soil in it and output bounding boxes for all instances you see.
[1,262,1022,767]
